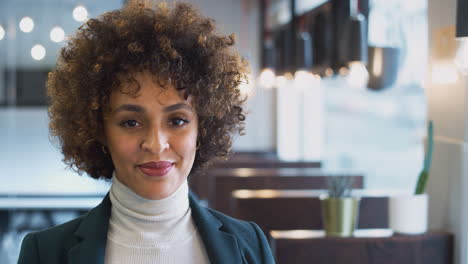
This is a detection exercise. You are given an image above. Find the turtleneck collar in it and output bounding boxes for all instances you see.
[108,172,193,246]
[110,172,189,220]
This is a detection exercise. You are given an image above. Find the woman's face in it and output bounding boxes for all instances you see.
[104,72,198,200]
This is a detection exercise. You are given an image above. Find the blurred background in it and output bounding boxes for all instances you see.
[1,0,467,263]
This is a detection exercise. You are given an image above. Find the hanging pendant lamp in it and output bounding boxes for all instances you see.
[455,0,468,74]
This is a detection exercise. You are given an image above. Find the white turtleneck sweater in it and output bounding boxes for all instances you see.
[104,173,210,264]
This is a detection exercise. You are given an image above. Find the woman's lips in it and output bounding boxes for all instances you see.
[138,161,174,177]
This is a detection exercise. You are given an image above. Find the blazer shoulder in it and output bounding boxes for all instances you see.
[17,213,86,264]
[26,193,111,247]
[206,207,257,234]
[205,208,275,263]
[33,213,85,242]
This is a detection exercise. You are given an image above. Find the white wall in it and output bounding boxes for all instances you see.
[427,0,468,263]
[190,0,275,151]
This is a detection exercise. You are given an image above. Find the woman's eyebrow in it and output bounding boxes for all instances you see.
[163,102,194,113]
[113,104,145,114]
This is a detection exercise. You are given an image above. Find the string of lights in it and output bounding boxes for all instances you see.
[0,5,89,61]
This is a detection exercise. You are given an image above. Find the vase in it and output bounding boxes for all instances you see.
[389,193,428,234]
[320,196,360,237]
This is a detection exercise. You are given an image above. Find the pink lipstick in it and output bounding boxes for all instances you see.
[138,161,174,177]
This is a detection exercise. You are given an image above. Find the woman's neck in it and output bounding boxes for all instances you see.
[108,172,192,245]
[110,173,189,219]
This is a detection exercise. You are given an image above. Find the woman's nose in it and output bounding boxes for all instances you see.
[140,127,169,154]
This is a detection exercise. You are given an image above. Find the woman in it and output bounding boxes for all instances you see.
[17,1,275,263]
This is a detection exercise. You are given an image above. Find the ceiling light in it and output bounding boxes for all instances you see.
[347,61,369,89]
[455,0,468,74]
[259,68,276,89]
[348,15,368,63]
[294,70,320,91]
[295,31,313,71]
[50,26,65,43]
[19,17,34,33]
[31,44,46,60]
[73,5,88,22]
[325,68,334,77]
[275,76,287,88]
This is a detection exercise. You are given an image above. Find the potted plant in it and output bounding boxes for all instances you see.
[320,176,360,237]
[389,121,434,234]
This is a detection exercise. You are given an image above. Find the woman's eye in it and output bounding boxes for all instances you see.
[171,118,188,127]
[120,120,140,128]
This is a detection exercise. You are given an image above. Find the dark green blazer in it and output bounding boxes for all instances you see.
[17,194,275,264]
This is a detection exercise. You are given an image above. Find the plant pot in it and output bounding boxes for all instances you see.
[320,196,360,237]
[389,193,428,234]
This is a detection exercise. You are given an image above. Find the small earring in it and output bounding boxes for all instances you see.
[102,145,108,154]
[196,140,200,150]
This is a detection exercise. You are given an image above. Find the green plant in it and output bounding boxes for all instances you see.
[327,176,354,198]
[415,121,434,195]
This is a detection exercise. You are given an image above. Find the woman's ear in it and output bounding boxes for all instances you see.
[96,134,109,155]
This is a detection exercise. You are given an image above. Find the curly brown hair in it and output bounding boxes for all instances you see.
[47,1,247,180]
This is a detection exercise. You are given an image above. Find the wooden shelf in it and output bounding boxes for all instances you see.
[270,230,454,264]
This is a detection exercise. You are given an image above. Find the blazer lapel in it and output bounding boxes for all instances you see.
[190,195,242,264]
[65,193,242,264]
[66,194,111,264]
